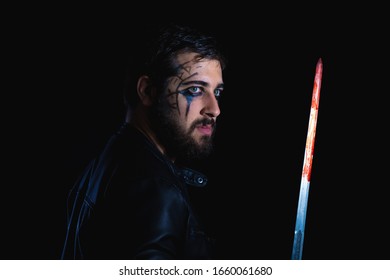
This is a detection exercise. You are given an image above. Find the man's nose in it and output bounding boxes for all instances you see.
[202,92,221,118]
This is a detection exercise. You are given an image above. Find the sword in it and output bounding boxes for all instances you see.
[291,58,323,260]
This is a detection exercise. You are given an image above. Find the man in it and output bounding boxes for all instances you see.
[61,23,227,259]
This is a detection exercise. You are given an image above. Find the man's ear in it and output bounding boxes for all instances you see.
[137,75,154,106]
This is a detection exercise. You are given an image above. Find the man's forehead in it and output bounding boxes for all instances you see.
[175,52,219,71]
[176,52,201,64]
[176,53,221,76]
[167,52,223,87]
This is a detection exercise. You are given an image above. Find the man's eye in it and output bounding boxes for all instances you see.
[188,86,202,95]
[214,89,222,98]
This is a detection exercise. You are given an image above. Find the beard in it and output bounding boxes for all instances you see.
[149,101,216,161]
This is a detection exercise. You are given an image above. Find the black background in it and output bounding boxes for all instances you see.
[3,5,389,260]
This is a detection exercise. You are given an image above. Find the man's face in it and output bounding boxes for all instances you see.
[151,52,224,160]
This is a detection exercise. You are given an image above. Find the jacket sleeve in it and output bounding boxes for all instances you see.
[131,178,189,259]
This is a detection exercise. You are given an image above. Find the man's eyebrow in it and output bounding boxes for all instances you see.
[216,83,224,89]
[181,80,224,89]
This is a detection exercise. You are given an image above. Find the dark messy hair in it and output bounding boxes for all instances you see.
[123,23,227,109]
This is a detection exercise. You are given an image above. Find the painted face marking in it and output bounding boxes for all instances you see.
[178,87,196,117]
[168,61,199,117]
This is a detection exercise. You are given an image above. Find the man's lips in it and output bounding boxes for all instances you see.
[196,124,213,136]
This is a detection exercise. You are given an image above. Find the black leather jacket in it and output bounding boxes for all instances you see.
[61,123,214,259]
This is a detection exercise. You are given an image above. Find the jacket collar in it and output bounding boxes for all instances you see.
[120,122,208,188]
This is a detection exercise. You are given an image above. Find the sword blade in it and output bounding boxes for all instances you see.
[291,58,323,260]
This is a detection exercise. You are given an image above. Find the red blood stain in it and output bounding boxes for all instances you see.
[302,58,322,182]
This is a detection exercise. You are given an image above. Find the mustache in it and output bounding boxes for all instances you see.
[190,118,216,130]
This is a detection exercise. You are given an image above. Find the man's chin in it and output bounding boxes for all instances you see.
[192,140,214,159]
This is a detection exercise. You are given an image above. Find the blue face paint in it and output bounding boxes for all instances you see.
[173,69,199,117]
[177,88,195,117]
